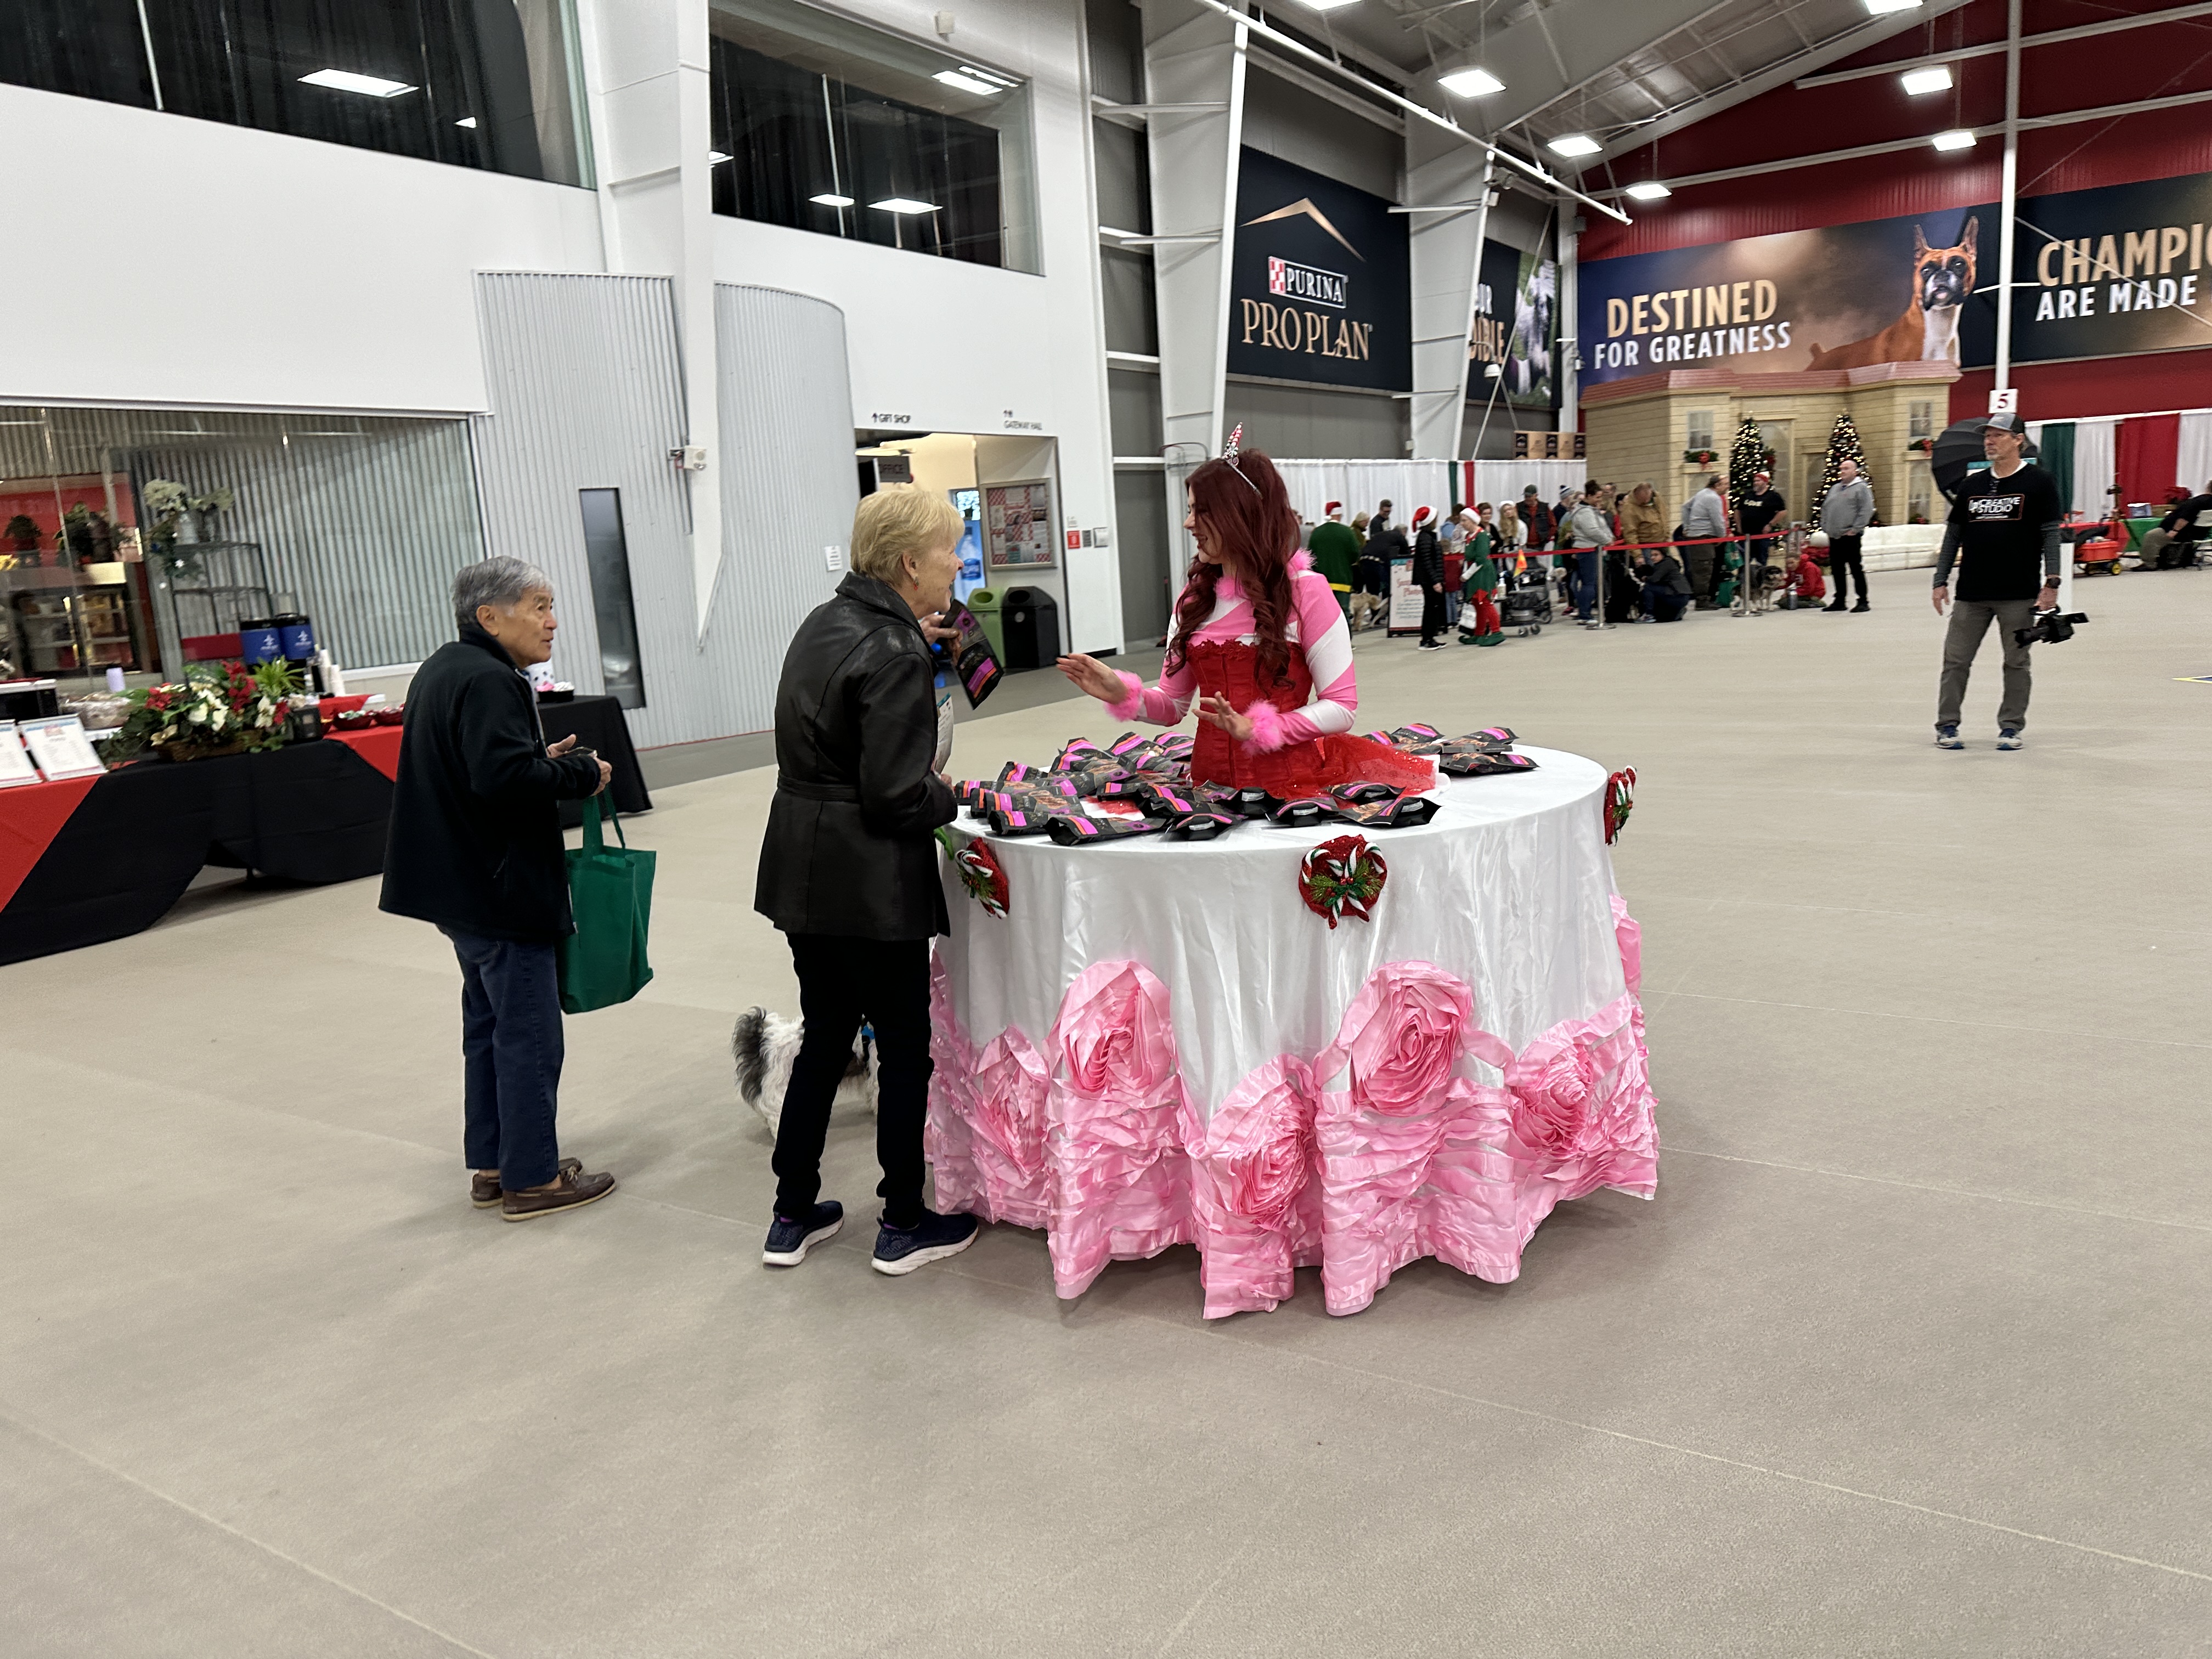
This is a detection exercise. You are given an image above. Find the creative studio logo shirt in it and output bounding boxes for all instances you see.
[1966,492,2026,522]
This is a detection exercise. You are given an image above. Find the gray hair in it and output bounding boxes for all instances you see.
[453,557,552,628]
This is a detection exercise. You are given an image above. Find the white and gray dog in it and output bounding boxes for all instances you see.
[731,1008,878,1133]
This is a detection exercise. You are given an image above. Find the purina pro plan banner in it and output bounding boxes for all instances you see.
[1576,168,2212,386]
[1226,148,1411,393]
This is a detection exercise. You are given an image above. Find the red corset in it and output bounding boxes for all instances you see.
[1183,639,1434,795]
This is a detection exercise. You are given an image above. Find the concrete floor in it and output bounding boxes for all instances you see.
[7,567,2210,1656]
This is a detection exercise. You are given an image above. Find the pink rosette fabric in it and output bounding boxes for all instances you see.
[1192,1057,1323,1318]
[1043,960,1200,1298]
[1611,894,1644,994]
[924,956,1053,1228]
[1499,995,1658,1202]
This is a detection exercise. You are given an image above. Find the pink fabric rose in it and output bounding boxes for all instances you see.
[973,1029,1049,1178]
[1331,962,1472,1116]
[1223,1068,1317,1229]
[1055,961,1176,1101]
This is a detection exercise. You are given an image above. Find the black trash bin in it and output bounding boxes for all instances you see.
[1000,585,1062,671]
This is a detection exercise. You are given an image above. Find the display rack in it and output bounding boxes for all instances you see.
[159,539,273,650]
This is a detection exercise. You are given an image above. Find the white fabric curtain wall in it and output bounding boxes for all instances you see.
[2072,419,2117,518]
[2177,411,2212,499]
[1273,461,1453,527]
[1466,460,1591,514]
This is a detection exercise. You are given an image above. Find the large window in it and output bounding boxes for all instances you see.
[0,0,591,187]
[708,0,1039,273]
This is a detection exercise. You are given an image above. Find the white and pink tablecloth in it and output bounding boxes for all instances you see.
[925,747,1657,1318]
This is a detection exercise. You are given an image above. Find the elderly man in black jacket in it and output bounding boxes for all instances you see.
[755,488,977,1277]
[381,558,615,1221]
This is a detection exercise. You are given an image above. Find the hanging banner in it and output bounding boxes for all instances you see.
[1227,148,1411,393]
[1577,168,2212,388]
[1467,237,1558,410]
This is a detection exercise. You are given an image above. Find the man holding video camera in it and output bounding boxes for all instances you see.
[1931,409,2062,751]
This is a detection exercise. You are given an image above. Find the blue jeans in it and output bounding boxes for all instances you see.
[443,927,564,1190]
[1567,550,1599,620]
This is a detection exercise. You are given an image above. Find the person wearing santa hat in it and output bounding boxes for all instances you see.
[1410,505,1446,650]
[1307,499,1360,625]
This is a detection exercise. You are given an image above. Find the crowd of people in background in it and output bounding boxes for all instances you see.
[1312,469,1854,647]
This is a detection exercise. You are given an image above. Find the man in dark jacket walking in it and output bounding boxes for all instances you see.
[1410,506,1446,650]
[381,558,616,1221]
[755,487,977,1277]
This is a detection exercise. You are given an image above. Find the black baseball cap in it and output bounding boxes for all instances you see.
[1985,408,2028,433]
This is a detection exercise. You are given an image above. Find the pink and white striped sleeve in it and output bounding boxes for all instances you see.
[1242,571,1356,753]
[1108,654,1197,726]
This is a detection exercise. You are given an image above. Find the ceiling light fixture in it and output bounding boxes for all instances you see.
[455,116,478,128]
[872,198,939,214]
[298,69,416,97]
[1547,133,1602,157]
[933,70,1001,95]
[1438,67,1505,97]
[1864,0,1921,14]
[1930,128,1977,150]
[1294,0,1362,11]
[811,193,856,207]
[1625,181,1672,201]
[709,151,732,163]
[1900,65,1953,95]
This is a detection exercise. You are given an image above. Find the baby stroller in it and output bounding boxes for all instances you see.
[1498,560,1553,636]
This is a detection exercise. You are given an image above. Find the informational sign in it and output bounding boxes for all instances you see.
[1468,237,1558,410]
[984,481,1056,570]
[19,714,104,781]
[1386,558,1425,635]
[1578,168,2212,386]
[1227,148,1411,392]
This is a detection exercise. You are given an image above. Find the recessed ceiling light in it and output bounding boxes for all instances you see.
[811,193,856,207]
[709,151,732,163]
[1865,0,1921,14]
[933,70,1001,95]
[455,116,478,128]
[298,69,416,97]
[1294,0,1362,10]
[1930,128,1977,151]
[1547,133,1602,157]
[1438,67,1505,97]
[1625,181,1672,200]
[1900,65,1953,95]
[872,198,940,214]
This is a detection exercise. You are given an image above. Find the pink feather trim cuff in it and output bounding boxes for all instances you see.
[1241,698,1294,754]
[1106,670,1147,724]
[1289,549,1313,573]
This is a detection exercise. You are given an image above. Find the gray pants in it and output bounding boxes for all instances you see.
[1938,598,2035,731]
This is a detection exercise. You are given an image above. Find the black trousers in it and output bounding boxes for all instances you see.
[1829,534,1866,600]
[772,933,933,1226]
[1419,585,1445,644]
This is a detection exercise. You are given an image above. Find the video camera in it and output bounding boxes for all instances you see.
[2013,608,2088,647]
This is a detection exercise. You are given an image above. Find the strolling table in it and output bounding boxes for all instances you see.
[924,744,1657,1319]
[0,728,400,966]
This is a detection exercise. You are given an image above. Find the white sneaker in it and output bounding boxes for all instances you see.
[1996,727,2024,750]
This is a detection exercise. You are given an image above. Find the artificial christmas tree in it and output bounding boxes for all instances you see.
[1810,413,1872,518]
[1726,415,1768,507]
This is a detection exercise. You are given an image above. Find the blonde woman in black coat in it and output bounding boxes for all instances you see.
[754,488,980,1278]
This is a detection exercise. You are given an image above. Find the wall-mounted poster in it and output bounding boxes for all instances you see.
[1577,167,2212,388]
[984,481,1056,570]
[1227,148,1412,393]
[1467,237,1558,409]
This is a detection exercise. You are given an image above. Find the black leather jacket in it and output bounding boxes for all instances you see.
[754,572,957,940]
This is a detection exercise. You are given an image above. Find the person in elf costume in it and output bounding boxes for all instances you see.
[1456,507,1503,646]
[1306,499,1361,624]
[1057,430,1432,794]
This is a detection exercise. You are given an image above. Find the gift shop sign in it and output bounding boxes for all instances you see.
[1577,168,2212,386]
[1227,148,1411,392]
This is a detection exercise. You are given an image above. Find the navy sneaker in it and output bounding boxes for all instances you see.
[1934,724,1963,749]
[762,1200,843,1267]
[872,1208,980,1277]
[1997,727,2024,750]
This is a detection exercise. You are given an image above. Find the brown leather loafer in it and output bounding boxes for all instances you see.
[472,1158,579,1209]
[500,1167,616,1222]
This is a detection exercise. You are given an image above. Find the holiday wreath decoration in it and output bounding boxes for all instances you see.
[1299,833,1387,928]
[1604,766,1637,844]
[936,827,1011,918]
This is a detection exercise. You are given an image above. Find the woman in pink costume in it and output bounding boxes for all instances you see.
[1057,432,1430,794]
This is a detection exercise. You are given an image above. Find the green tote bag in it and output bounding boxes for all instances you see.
[558,795,656,1014]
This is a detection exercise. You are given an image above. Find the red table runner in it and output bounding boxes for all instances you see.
[0,774,102,910]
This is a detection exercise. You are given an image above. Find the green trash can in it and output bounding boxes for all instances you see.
[964,588,1007,664]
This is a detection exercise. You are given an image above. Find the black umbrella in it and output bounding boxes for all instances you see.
[1932,417,2038,504]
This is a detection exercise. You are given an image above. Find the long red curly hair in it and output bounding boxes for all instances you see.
[1165,446,1302,687]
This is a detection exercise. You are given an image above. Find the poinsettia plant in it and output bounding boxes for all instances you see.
[110,659,299,760]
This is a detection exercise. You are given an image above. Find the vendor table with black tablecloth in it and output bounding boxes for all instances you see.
[539,693,652,827]
[0,729,400,966]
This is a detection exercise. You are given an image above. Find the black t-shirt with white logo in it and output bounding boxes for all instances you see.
[1946,463,2060,601]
